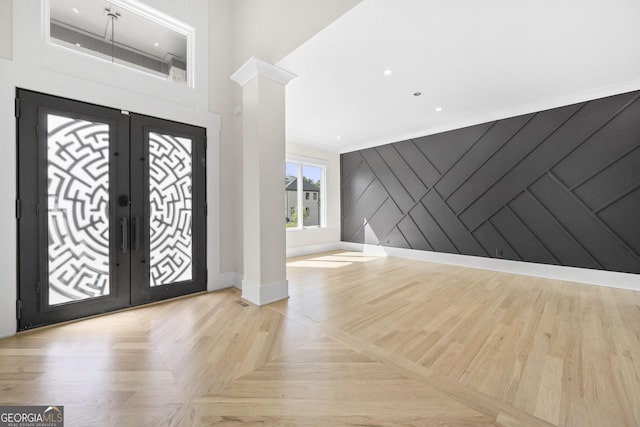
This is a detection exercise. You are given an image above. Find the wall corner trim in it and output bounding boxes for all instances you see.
[230,56,297,87]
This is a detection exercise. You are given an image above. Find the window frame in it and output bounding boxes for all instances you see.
[43,0,196,87]
[286,155,327,230]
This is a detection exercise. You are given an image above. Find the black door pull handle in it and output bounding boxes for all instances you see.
[132,217,141,251]
[120,217,128,252]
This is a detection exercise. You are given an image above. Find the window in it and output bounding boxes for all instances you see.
[48,0,194,86]
[285,158,326,229]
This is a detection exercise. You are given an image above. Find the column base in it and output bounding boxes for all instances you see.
[241,278,289,306]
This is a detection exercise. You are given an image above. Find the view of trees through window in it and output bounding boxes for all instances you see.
[285,161,323,228]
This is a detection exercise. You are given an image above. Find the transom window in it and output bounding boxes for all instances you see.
[47,0,194,86]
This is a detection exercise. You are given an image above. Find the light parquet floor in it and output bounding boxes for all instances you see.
[1,251,639,426]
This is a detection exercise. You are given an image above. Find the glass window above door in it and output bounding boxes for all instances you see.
[48,0,193,85]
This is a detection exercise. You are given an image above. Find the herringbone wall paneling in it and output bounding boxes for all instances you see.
[341,90,640,274]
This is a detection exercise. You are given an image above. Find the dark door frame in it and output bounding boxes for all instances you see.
[16,89,207,330]
[129,113,207,305]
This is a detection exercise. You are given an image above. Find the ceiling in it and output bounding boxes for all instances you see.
[50,0,186,62]
[278,0,640,153]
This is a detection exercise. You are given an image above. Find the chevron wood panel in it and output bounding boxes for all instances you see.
[341,90,640,274]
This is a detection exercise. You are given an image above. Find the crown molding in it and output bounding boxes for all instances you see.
[230,56,297,87]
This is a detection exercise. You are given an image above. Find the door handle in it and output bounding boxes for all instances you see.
[120,217,128,252]
[132,217,141,251]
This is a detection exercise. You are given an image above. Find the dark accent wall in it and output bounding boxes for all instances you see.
[341,90,640,274]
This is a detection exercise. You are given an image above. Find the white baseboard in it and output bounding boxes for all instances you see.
[241,278,289,306]
[287,242,342,258]
[211,271,242,291]
[341,242,640,292]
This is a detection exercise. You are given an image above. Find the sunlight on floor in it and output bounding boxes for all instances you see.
[287,260,352,268]
[287,251,382,268]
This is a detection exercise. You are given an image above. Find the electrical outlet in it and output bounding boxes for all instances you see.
[495,249,503,258]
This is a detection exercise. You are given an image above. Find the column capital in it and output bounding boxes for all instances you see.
[230,56,297,87]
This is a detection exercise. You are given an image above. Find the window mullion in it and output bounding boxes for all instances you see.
[321,166,326,228]
[297,162,303,228]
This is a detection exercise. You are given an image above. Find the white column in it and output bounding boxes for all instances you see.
[230,57,296,305]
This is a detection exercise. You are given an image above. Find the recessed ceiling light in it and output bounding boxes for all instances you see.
[72,7,79,14]
[413,92,422,97]
[336,136,341,140]
[383,69,392,76]
[154,42,159,47]
[435,107,443,112]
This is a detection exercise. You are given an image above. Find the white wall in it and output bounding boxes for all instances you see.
[207,0,237,278]
[0,0,11,60]
[0,61,16,338]
[286,141,341,257]
[230,0,362,70]
[219,0,364,277]
[0,0,220,338]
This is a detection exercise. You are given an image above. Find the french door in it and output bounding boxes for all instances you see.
[16,89,207,330]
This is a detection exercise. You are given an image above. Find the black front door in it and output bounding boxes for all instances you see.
[16,89,207,330]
